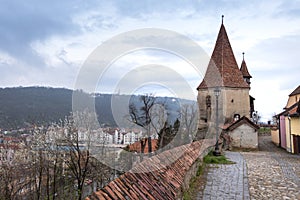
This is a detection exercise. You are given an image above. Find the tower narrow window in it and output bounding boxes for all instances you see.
[206,95,211,108]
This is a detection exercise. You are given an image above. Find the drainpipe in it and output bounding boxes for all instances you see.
[288,114,292,153]
[278,116,281,148]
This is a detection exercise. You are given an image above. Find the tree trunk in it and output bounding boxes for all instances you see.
[148,136,152,153]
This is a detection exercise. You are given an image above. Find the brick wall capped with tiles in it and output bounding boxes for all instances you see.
[86,139,214,200]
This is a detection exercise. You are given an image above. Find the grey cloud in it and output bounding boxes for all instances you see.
[250,34,300,90]
[80,14,118,32]
[0,0,115,67]
[112,0,250,19]
[1,0,298,97]
[112,0,203,19]
[56,49,71,66]
[274,1,300,18]
[0,0,258,66]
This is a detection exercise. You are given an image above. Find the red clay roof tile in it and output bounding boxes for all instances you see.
[128,139,158,153]
[86,140,215,200]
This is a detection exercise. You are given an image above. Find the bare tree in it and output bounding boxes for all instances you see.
[0,157,25,199]
[180,103,198,143]
[129,95,192,152]
[0,110,114,200]
[129,94,156,155]
[29,126,49,200]
[149,103,167,148]
[157,118,180,149]
[26,112,99,199]
[0,162,34,200]
[88,157,112,190]
[0,128,45,200]
[57,110,115,199]
[60,112,93,200]
[272,112,278,125]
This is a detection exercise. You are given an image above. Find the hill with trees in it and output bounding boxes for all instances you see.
[0,87,194,130]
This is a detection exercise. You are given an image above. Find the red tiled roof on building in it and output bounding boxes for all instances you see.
[285,101,300,117]
[276,100,300,117]
[128,139,158,153]
[288,106,299,116]
[197,17,249,90]
[289,85,300,96]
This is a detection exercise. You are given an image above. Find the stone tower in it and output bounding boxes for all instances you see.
[196,17,252,137]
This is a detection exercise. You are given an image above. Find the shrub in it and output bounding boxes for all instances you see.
[203,151,235,164]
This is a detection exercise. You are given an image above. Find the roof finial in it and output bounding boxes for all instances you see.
[222,15,224,24]
[242,52,245,60]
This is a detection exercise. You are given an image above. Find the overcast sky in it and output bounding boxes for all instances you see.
[1,0,300,122]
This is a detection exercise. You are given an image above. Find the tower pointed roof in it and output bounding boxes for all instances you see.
[240,53,252,78]
[197,18,250,90]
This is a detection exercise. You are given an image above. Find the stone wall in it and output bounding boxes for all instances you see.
[86,139,214,200]
[197,88,250,127]
[223,88,250,119]
[229,124,258,149]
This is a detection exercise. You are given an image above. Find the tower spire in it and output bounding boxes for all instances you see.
[197,17,249,90]
[242,52,245,61]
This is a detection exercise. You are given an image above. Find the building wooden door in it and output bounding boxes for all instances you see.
[293,135,300,154]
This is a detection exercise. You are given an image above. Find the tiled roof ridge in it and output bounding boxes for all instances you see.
[224,116,259,131]
[197,22,250,90]
[278,100,300,117]
[276,100,299,117]
[86,139,214,200]
[289,85,300,96]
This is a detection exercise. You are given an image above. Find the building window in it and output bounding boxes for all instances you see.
[206,95,211,107]
[234,114,240,121]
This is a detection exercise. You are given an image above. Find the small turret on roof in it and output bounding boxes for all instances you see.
[240,52,252,85]
[240,52,252,78]
[197,16,250,90]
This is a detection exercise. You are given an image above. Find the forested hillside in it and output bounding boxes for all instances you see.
[0,87,193,130]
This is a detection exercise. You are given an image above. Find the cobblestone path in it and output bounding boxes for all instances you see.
[197,151,250,200]
[197,136,300,200]
[242,136,300,200]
